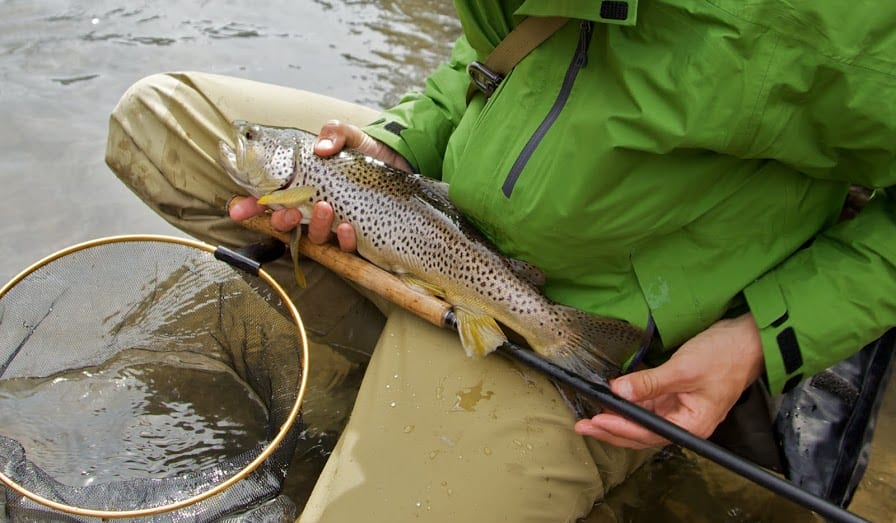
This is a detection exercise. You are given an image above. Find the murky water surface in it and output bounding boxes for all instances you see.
[0,349,267,486]
[0,1,892,521]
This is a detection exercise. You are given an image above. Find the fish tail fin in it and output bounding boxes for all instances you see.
[544,306,647,384]
[455,307,508,358]
[538,306,648,417]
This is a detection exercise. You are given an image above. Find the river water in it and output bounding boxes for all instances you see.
[0,1,892,521]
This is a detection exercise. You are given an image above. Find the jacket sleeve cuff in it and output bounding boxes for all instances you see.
[363,112,445,177]
[360,35,476,179]
[742,272,804,395]
[744,192,896,396]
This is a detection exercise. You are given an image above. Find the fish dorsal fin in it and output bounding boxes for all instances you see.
[506,258,545,288]
[415,177,450,201]
[454,307,507,358]
[258,185,316,207]
[407,176,464,220]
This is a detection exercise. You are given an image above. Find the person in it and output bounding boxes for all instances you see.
[106,1,896,521]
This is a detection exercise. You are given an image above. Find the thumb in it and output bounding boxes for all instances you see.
[316,120,373,157]
[612,363,684,403]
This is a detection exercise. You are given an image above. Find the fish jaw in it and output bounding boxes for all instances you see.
[218,140,262,197]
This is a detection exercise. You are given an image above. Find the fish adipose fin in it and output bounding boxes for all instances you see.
[257,185,316,207]
[454,307,508,358]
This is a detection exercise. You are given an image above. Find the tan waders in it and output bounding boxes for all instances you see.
[106,72,652,522]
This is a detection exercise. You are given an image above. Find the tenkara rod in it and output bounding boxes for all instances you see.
[487,334,869,523]
[229,197,869,523]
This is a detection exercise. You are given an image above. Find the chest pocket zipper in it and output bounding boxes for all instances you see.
[502,21,595,198]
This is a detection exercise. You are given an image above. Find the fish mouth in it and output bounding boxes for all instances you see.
[218,122,247,173]
[217,137,241,176]
[218,121,262,195]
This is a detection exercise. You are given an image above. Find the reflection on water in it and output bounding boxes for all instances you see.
[0,348,267,486]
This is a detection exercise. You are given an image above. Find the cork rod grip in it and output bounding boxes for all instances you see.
[228,196,452,328]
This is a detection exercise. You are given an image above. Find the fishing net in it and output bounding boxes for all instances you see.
[0,235,308,521]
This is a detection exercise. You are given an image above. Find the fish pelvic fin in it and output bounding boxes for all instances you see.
[454,307,507,358]
[544,306,647,383]
[398,274,446,298]
[258,185,316,207]
[290,227,307,288]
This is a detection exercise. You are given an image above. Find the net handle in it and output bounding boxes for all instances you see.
[0,234,310,519]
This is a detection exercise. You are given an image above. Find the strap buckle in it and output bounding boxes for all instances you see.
[467,60,504,98]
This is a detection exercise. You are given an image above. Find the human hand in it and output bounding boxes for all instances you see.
[316,120,413,173]
[228,120,411,251]
[574,313,764,449]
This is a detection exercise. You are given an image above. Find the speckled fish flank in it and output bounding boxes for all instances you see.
[218,120,646,382]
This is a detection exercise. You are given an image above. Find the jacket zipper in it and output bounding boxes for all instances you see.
[501,21,594,198]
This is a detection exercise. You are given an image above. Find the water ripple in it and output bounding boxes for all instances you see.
[51,74,99,85]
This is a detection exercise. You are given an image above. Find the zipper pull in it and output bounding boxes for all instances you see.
[575,21,594,68]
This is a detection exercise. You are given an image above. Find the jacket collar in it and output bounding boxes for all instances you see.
[516,0,638,26]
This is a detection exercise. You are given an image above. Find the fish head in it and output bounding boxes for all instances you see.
[218,120,302,196]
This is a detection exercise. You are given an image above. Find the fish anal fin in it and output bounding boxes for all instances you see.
[258,185,316,207]
[541,306,646,383]
[290,227,307,288]
[398,274,446,298]
[454,308,507,358]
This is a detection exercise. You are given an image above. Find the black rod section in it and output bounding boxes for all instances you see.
[494,341,868,523]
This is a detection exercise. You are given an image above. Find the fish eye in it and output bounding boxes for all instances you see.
[244,126,260,141]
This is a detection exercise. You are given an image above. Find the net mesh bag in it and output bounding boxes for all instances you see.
[0,236,308,521]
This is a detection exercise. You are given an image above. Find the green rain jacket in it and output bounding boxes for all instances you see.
[363,0,896,395]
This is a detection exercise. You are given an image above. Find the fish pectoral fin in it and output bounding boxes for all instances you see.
[454,308,507,358]
[398,274,446,298]
[258,185,317,207]
[290,227,307,288]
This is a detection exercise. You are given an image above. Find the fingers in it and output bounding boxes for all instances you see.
[315,120,369,157]
[306,202,334,244]
[230,196,357,251]
[228,195,301,232]
[574,415,669,449]
[270,208,302,232]
[335,222,358,252]
[315,119,414,172]
[615,361,689,404]
[228,196,266,221]
[574,363,700,449]
[306,202,358,251]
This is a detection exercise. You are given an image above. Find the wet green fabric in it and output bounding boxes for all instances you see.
[364,0,896,394]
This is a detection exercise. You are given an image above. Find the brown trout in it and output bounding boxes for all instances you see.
[218,120,645,382]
